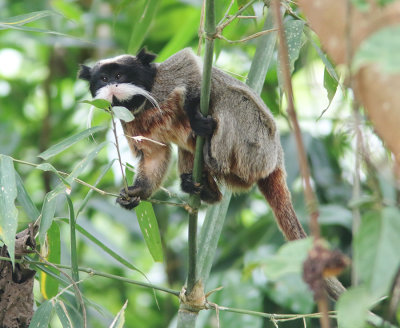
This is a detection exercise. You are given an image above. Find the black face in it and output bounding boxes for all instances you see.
[78,48,157,110]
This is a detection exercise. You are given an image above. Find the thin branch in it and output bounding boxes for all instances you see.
[110,113,128,192]
[218,28,278,44]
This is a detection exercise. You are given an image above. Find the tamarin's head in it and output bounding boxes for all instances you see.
[78,48,157,110]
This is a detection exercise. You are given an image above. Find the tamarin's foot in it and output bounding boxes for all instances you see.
[191,113,216,137]
[116,186,143,209]
[180,173,221,204]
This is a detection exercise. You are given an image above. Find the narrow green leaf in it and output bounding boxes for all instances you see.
[36,163,71,188]
[55,301,73,328]
[135,201,163,262]
[112,106,135,122]
[0,23,77,39]
[353,25,400,74]
[28,300,53,328]
[109,300,128,328]
[81,99,111,110]
[124,162,135,186]
[67,141,108,182]
[39,192,58,246]
[66,196,79,283]
[58,218,145,274]
[15,171,40,222]
[38,126,106,160]
[336,286,373,328]
[0,10,56,25]
[354,207,400,298]
[0,155,18,264]
[77,159,116,218]
[40,222,61,299]
[322,67,339,113]
[127,0,160,54]
[307,32,340,84]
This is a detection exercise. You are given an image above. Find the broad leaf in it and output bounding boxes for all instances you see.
[112,106,135,122]
[81,99,111,110]
[354,207,400,298]
[0,155,18,264]
[29,300,53,328]
[38,126,106,160]
[336,286,373,328]
[135,201,163,262]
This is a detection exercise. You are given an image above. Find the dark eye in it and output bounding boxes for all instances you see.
[102,76,108,82]
[115,73,121,80]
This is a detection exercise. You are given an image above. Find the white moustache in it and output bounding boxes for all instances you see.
[95,83,160,111]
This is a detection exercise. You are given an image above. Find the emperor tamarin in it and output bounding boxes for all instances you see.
[78,48,306,241]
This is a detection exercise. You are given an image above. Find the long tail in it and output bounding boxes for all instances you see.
[257,167,306,241]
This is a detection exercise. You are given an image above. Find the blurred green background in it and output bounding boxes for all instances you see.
[1,0,398,327]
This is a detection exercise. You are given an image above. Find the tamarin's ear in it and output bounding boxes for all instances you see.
[137,48,157,66]
[78,64,92,81]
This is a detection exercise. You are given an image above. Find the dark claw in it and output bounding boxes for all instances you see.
[180,173,201,194]
[116,190,141,210]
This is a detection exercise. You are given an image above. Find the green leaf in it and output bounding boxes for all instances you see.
[67,141,108,182]
[77,159,117,218]
[277,20,305,91]
[323,67,339,110]
[354,207,400,298]
[112,106,135,122]
[15,171,40,222]
[109,300,128,328]
[262,238,313,280]
[307,33,340,84]
[135,201,163,262]
[284,20,305,73]
[66,196,79,283]
[38,126,107,160]
[39,192,58,246]
[58,218,145,274]
[29,300,53,328]
[40,222,61,299]
[36,163,71,188]
[55,301,73,328]
[336,286,373,328]
[127,0,160,54]
[353,25,400,74]
[0,10,56,25]
[81,99,111,110]
[0,155,18,264]
[125,162,135,186]
[51,0,83,22]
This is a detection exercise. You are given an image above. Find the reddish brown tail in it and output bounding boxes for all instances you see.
[257,167,307,241]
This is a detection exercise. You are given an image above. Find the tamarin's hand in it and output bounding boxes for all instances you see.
[190,113,217,137]
[116,183,152,209]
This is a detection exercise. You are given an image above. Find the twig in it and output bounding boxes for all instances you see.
[218,28,278,44]
[11,158,119,197]
[272,1,329,328]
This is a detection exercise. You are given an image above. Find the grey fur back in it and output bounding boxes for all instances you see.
[152,48,284,185]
